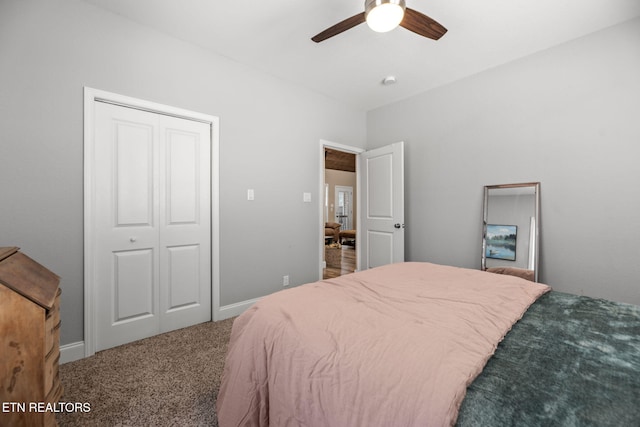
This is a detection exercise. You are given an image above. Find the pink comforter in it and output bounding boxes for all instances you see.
[216,262,550,427]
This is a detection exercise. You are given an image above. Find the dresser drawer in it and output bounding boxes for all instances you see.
[44,290,61,355]
[43,379,63,427]
[45,320,61,360]
[44,345,60,397]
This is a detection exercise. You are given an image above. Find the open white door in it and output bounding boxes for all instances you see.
[360,141,405,269]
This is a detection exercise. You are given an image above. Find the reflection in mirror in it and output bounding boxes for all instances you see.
[482,182,540,282]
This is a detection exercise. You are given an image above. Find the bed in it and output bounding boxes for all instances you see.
[216,262,640,426]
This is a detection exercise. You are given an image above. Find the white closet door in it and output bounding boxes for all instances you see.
[158,114,211,332]
[93,102,211,351]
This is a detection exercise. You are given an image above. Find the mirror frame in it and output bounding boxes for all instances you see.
[482,182,540,282]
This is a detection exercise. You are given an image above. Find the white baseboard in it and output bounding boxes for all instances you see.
[60,341,86,364]
[216,297,261,320]
[61,298,259,364]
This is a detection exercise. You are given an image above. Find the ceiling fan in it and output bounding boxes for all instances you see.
[311,0,447,43]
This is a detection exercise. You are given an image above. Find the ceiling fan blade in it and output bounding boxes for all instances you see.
[311,12,366,43]
[400,8,447,40]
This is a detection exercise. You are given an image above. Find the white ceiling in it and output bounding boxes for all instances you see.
[82,0,640,111]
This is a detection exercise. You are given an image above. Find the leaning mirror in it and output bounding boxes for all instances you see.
[482,182,540,282]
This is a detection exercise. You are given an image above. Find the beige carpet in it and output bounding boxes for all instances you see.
[57,317,235,426]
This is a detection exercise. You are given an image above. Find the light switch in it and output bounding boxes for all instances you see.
[247,189,254,201]
[303,192,312,203]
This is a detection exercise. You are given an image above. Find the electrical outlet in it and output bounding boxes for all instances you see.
[283,275,289,287]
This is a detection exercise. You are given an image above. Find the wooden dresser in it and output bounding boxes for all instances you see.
[0,247,62,427]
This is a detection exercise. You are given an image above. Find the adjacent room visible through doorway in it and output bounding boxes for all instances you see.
[323,147,357,279]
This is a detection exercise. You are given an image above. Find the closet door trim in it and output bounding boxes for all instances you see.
[83,87,220,358]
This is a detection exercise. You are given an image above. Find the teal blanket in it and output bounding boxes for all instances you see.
[457,292,640,426]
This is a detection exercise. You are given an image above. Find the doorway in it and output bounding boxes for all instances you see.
[321,142,361,279]
[334,185,353,231]
[319,140,405,279]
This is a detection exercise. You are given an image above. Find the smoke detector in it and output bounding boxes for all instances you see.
[382,75,397,85]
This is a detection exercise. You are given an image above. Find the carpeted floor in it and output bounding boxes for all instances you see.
[57,317,235,426]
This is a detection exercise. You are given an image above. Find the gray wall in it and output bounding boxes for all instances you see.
[0,0,366,346]
[367,18,640,306]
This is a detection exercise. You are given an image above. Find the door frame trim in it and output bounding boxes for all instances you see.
[319,140,364,279]
[83,87,220,357]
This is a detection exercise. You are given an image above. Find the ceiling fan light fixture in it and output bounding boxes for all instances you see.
[365,0,406,33]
